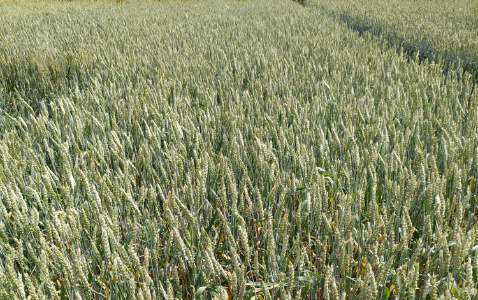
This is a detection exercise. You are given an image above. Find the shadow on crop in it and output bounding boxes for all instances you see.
[311,2,478,89]
[0,51,91,118]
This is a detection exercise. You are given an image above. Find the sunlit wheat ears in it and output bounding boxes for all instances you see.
[0,0,476,299]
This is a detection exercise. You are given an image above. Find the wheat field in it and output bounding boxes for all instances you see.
[0,0,477,299]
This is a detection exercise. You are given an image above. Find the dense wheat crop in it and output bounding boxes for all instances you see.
[311,0,478,83]
[0,0,477,299]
